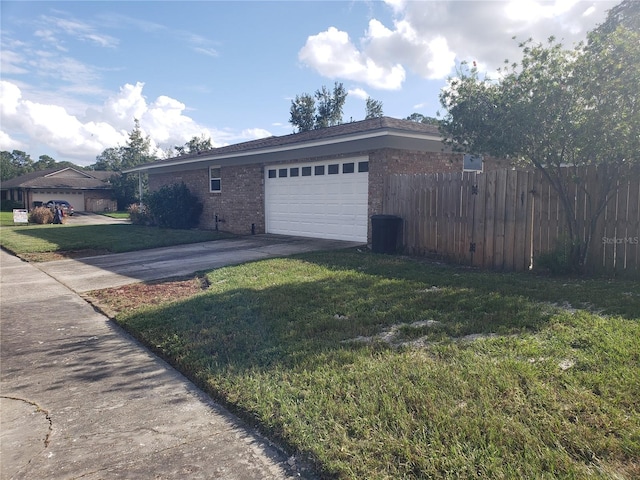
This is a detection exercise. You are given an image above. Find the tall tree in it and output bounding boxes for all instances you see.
[315,82,347,128]
[92,120,157,209]
[593,0,639,34]
[289,93,316,133]
[289,82,348,132]
[405,113,440,126]
[121,119,154,169]
[574,0,640,174]
[439,3,640,271]
[175,134,213,156]
[365,97,384,119]
[33,155,57,170]
[0,150,34,181]
[92,147,122,171]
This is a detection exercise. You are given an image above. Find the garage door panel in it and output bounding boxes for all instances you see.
[265,158,368,242]
[32,191,84,211]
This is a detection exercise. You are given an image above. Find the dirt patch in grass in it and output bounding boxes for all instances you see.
[84,275,209,317]
[19,249,112,262]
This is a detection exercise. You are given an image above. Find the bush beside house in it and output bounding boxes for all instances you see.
[130,183,202,229]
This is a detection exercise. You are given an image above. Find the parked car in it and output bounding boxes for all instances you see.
[44,200,74,216]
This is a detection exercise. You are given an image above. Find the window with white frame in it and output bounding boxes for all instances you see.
[209,166,221,192]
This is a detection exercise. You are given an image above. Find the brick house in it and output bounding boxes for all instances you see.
[1,167,117,212]
[125,117,500,242]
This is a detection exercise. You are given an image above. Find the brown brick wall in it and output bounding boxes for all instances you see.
[147,149,495,238]
[148,165,264,235]
[368,149,462,216]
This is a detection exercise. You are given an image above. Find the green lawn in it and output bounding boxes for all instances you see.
[0,223,231,256]
[0,210,27,226]
[111,250,640,479]
[100,211,130,219]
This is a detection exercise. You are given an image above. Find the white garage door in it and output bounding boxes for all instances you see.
[265,157,369,242]
[32,191,85,211]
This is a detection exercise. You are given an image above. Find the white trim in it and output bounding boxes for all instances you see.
[44,167,94,178]
[209,166,221,193]
[125,130,442,173]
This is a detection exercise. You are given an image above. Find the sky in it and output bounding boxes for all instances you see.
[0,0,619,166]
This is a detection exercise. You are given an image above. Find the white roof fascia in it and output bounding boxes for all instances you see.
[44,167,93,178]
[124,129,442,173]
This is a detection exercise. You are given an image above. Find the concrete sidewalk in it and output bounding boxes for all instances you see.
[0,249,313,479]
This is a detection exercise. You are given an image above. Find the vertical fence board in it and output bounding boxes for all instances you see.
[472,172,486,267]
[451,173,462,259]
[492,169,507,269]
[442,173,451,255]
[625,177,639,274]
[532,172,548,267]
[614,178,629,275]
[548,174,562,254]
[483,171,497,268]
[426,176,436,253]
[585,165,606,274]
[503,170,518,270]
[574,166,590,271]
[514,171,531,271]
[463,172,477,265]
[601,178,617,274]
[627,175,640,274]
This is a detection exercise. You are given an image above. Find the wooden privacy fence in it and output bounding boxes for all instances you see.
[383,166,640,277]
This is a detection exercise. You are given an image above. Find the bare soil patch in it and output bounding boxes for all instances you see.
[84,276,208,317]
[20,249,112,262]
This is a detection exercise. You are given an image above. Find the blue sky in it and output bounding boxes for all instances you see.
[1,0,617,166]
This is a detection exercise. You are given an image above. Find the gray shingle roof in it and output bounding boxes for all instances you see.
[1,168,115,190]
[136,116,441,169]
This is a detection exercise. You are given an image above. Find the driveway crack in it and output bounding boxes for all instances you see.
[1,395,53,447]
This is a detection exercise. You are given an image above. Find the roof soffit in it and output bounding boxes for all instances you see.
[125,129,444,173]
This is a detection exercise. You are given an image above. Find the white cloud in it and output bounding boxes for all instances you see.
[299,26,406,90]
[39,14,119,48]
[0,81,22,117]
[299,0,616,89]
[240,128,272,140]
[0,80,228,165]
[193,47,219,58]
[0,130,26,151]
[349,88,369,100]
[1,80,127,162]
[0,49,29,75]
[99,82,149,129]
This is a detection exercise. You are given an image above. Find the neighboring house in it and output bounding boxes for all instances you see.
[1,167,117,213]
[125,117,503,243]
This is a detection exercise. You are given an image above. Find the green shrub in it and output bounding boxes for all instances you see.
[28,206,54,224]
[536,235,581,275]
[144,183,203,229]
[0,200,23,212]
[127,203,152,226]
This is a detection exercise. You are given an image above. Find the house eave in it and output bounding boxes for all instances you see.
[123,129,444,174]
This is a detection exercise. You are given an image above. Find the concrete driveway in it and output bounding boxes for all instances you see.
[65,211,131,226]
[36,235,362,293]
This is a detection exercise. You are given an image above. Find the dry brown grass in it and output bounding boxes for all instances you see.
[84,276,208,317]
